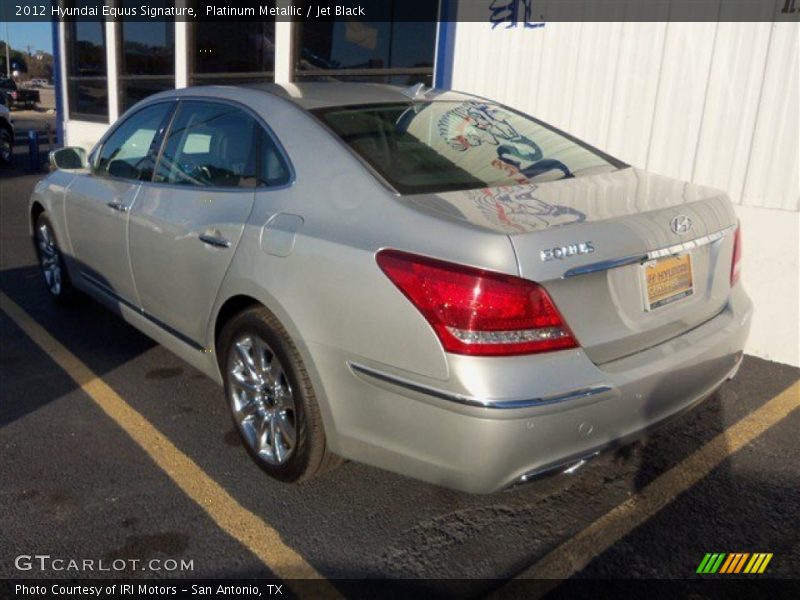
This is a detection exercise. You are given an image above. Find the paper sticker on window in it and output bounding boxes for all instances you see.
[183,133,211,154]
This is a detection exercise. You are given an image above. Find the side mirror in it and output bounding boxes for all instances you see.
[50,147,88,171]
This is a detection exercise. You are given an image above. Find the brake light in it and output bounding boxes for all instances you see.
[376,249,578,356]
[730,221,742,286]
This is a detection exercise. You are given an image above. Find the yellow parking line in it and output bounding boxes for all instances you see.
[508,377,799,584]
[0,292,340,594]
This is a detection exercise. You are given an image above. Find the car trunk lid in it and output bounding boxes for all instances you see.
[405,167,739,364]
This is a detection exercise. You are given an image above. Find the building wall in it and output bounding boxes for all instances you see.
[63,120,109,155]
[450,21,799,366]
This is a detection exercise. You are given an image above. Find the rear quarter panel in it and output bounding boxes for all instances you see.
[208,90,519,429]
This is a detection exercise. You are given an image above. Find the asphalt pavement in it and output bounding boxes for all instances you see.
[1,148,798,596]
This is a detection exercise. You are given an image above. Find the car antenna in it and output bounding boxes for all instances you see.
[401,83,430,101]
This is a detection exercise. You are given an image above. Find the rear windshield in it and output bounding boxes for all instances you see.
[313,101,622,195]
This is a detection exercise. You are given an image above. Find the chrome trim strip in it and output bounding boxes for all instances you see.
[348,362,613,410]
[563,255,646,278]
[81,273,206,352]
[646,225,735,260]
[563,225,736,278]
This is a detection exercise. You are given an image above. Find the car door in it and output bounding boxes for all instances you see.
[64,101,175,306]
[128,99,264,348]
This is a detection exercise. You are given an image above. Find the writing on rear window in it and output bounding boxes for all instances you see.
[315,101,621,195]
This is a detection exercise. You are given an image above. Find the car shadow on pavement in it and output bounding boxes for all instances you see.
[632,355,740,492]
[599,354,800,580]
[0,264,156,427]
[631,353,800,491]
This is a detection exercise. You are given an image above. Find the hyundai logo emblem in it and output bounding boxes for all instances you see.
[671,215,693,235]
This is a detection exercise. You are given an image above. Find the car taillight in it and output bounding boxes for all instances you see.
[730,221,742,286]
[10,91,17,100]
[376,249,578,356]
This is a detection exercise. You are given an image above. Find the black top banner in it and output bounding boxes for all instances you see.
[1,0,798,23]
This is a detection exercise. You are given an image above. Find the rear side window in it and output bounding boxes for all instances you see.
[155,100,259,188]
[258,129,291,187]
[95,102,172,181]
[314,101,623,195]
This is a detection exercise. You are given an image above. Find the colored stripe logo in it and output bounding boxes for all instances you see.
[697,553,773,574]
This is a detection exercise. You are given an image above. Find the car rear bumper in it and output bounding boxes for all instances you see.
[308,285,752,494]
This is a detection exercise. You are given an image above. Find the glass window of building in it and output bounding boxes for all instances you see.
[295,3,437,85]
[191,19,276,85]
[119,0,176,111]
[65,2,108,121]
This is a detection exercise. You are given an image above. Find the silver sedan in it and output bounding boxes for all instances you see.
[30,83,751,493]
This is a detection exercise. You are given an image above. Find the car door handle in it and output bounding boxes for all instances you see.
[107,200,129,213]
[198,233,231,248]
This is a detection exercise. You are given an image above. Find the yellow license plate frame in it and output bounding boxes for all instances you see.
[642,252,694,311]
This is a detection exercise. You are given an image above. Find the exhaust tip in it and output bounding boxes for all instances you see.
[514,451,600,487]
[562,456,594,475]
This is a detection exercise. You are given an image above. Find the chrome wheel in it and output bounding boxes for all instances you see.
[36,221,62,296]
[228,334,297,465]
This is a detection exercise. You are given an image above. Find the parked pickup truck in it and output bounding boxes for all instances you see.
[0,77,40,109]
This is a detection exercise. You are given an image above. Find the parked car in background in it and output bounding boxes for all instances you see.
[0,101,13,164]
[29,83,751,493]
[0,77,40,109]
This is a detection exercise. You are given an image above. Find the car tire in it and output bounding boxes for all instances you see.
[219,306,343,483]
[0,128,12,164]
[34,212,83,305]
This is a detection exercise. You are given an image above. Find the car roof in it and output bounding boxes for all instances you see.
[249,82,482,109]
[159,82,483,111]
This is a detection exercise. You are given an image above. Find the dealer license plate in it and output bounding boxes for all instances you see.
[642,253,694,311]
